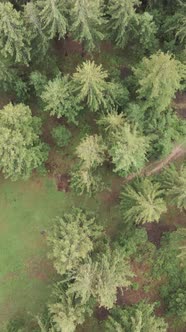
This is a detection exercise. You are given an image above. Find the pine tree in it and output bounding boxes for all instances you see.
[133,51,186,113]
[0,2,30,63]
[107,0,140,48]
[48,208,102,275]
[70,0,104,51]
[163,165,186,211]
[68,247,133,309]
[109,124,149,176]
[120,179,167,224]
[72,61,110,112]
[36,0,67,40]
[106,301,168,332]
[41,75,82,123]
[0,103,48,181]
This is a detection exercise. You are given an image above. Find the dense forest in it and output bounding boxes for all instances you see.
[0,0,186,331]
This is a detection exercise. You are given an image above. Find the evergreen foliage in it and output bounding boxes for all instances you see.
[42,75,82,123]
[70,166,104,196]
[0,2,30,63]
[48,208,102,275]
[109,124,149,176]
[68,247,133,309]
[36,0,67,40]
[106,301,168,332]
[163,165,186,211]
[120,179,167,224]
[24,1,49,57]
[134,51,186,112]
[51,126,72,148]
[97,110,125,132]
[107,0,141,48]
[72,61,110,112]
[49,285,92,332]
[76,135,106,169]
[0,103,48,180]
[70,0,104,51]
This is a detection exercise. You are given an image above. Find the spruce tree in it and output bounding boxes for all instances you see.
[72,61,110,112]
[76,135,106,169]
[49,286,92,332]
[36,0,67,39]
[48,208,102,275]
[133,51,186,112]
[70,0,104,51]
[41,75,81,123]
[163,165,186,211]
[120,179,167,224]
[0,103,48,181]
[0,2,30,63]
[109,124,149,176]
[107,0,140,48]
[68,247,133,309]
[106,301,168,332]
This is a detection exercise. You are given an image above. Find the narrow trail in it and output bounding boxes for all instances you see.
[124,143,186,184]
[108,143,186,198]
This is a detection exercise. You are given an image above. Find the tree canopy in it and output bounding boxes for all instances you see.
[0,103,48,180]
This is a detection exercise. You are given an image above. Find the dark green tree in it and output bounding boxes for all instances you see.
[0,2,30,63]
[36,0,67,39]
[107,0,140,48]
[70,0,105,51]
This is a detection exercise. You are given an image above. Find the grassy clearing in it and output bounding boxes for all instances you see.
[0,168,121,327]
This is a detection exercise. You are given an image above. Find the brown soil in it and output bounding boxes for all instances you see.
[95,306,109,321]
[174,92,186,118]
[142,222,176,248]
[56,173,71,192]
[54,37,83,57]
[117,261,165,314]
[25,257,55,281]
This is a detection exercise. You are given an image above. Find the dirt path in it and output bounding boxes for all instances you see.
[124,143,186,184]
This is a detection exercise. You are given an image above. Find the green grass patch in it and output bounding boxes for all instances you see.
[0,171,120,327]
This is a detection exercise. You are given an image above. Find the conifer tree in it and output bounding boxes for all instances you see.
[76,135,106,169]
[106,301,168,332]
[49,286,92,332]
[107,0,140,48]
[41,75,81,123]
[109,124,149,176]
[97,110,125,132]
[0,2,30,63]
[70,0,104,51]
[133,51,186,112]
[48,209,102,275]
[68,247,133,309]
[70,167,104,196]
[36,0,67,39]
[24,1,49,57]
[72,61,110,112]
[163,165,186,211]
[0,103,48,181]
[120,179,167,224]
